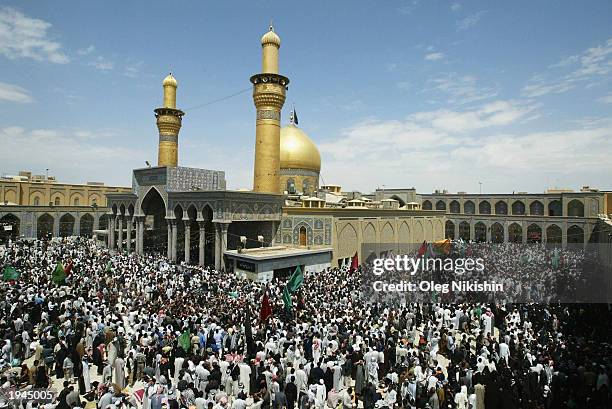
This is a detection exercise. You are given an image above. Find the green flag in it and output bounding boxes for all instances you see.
[2,266,19,281]
[178,330,191,351]
[105,261,112,273]
[282,287,292,311]
[287,266,304,293]
[52,262,66,285]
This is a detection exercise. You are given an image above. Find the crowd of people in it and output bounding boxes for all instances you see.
[0,236,611,409]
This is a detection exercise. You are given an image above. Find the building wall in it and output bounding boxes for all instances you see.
[0,180,130,207]
[279,168,319,196]
[279,208,445,268]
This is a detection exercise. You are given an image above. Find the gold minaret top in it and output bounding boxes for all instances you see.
[251,25,289,193]
[155,73,184,167]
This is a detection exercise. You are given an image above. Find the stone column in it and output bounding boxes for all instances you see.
[562,221,568,248]
[167,219,173,259]
[108,214,115,249]
[171,220,178,262]
[126,217,132,253]
[198,220,206,266]
[453,221,459,240]
[74,216,80,236]
[214,224,222,271]
[485,223,491,242]
[583,223,589,249]
[522,221,528,244]
[117,216,124,251]
[53,213,60,237]
[184,222,191,264]
[137,217,145,255]
[220,222,230,270]
[469,221,474,242]
[503,221,509,242]
[542,223,547,244]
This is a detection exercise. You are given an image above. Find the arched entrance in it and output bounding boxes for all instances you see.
[0,214,20,242]
[567,225,584,245]
[491,222,504,243]
[299,226,307,246]
[141,188,167,254]
[445,220,455,239]
[508,223,522,243]
[512,201,525,215]
[529,201,544,215]
[464,201,475,214]
[450,200,460,214]
[80,214,94,237]
[37,213,54,239]
[422,200,432,210]
[548,200,562,216]
[202,205,215,267]
[479,201,491,214]
[474,222,486,242]
[59,214,75,237]
[495,201,508,215]
[527,223,542,243]
[567,200,584,217]
[436,200,446,211]
[174,205,185,262]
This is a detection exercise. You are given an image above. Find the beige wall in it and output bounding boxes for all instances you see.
[0,180,130,207]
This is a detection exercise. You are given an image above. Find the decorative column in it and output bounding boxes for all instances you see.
[453,221,459,241]
[184,222,191,264]
[126,217,132,253]
[562,221,568,248]
[137,217,145,255]
[220,222,230,270]
[108,213,115,249]
[167,219,173,260]
[214,224,222,271]
[198,220,206,266]
[522,221,528,244]
[503,221,509,242]
[485,223,491,243]
[117,216,124,251]
[74,216,80,236]
[583,223,589,249]
[53,213,60,237]
[171,220,178,262]
[542,223,547,244]
[469,221,475,242]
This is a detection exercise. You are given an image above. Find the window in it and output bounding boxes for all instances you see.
[73,198,80,206]
[34,197,40,206]
[54,197,60,206]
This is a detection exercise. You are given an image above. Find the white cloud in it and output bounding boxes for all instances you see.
[425,52,444,61]
[0,126,143,185]
[77,45,95,56]
[0,7,69,63]
[456,11,487,30]
[124,60,144,77]
[0,82,33,103]
[315,100,607,193]
[88,55,114,71]
[428,73,497,104]
[523,37,612,97]
[451,3,461,12]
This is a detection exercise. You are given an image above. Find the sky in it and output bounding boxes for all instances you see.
[1,0,611,194]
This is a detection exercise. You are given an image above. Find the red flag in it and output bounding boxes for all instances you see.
[64,259,73,276]
[132,388,145,404]
[350,252,359,272]
[260,292,272,321]
[417,241,427,257]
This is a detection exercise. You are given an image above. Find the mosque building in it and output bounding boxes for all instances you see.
[2,25,610,282]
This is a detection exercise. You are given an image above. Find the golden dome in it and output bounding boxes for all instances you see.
[280,124,321,172]
[163,73,177,87]
[261,25,281,47]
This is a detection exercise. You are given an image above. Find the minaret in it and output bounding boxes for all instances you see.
[251,25,289,193]
[155,73,185,167]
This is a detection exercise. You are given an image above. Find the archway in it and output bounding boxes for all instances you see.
[449,200,460,214]
[174,205,185,262]
[567,200,584,217]
[546,225,562,245]
[445,220,455,239]
[474,222,486,242]
[286,178,296,194]
[478,201,491,214]
[548,200,562,216]
[567,225,584,245]
[508,223,522,243]
[185,205,199,265]
[59,214,75,237]
[37,214,54,239]
[435,200,446,211]
[491,222,504,243]
[529,201,544,216]
[527,223,542,243]
[141,188,167,254]
[459,221,470,241]
[464,200,475,214]
[299,226,307,246]
[422,200,432,210]
[511,201,525,215]
[390,195,406,207]
[80,214,94,238]
[0,214,20,242]
[495,201,508,215]
[202,205,215,267]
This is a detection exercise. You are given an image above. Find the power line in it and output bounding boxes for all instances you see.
[183,87,252,112]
